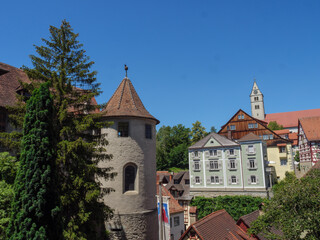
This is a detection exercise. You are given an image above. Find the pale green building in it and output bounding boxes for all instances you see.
[189,132,271,197]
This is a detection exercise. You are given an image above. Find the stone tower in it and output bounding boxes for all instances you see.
[101,75,159,240]
[250,80,265,120]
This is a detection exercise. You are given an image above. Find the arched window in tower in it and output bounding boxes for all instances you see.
[124,164,137,192]
[254,96,259,101]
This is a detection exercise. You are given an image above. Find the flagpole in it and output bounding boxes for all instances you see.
[159,181,163,240]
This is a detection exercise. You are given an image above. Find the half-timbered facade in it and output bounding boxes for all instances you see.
[298,117,320,174]
[218,109,293,180]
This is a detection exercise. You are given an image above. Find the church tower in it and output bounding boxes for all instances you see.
[101,69,159,240]
[250,80,265,120]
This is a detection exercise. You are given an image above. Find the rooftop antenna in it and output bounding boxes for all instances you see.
[124,64,128,78]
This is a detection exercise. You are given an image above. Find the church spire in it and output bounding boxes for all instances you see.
[250,79,265,120]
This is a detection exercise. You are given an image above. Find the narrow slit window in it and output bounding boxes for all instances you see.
[124,164,136,192]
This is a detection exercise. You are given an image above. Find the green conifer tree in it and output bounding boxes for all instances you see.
[8,82,59,239]
[22,20,115,239]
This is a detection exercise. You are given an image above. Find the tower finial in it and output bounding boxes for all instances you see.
[253,77,256,83]
[124,64,128,78]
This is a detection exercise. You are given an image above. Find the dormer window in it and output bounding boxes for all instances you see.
[118,122,129,137]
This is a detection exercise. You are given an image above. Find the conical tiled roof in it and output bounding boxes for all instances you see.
[103,77,159,124]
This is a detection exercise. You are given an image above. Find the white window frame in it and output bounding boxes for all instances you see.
[229,149,234,155]
[195,176,200,184]
[230,159,236,169]
[231,175,237,184]
[250,175,257,184]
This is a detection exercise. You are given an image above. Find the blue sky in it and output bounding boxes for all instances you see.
[1,0,320,131]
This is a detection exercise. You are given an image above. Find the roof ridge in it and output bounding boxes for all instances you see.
[128,79,138,110]
[117,78,126,109]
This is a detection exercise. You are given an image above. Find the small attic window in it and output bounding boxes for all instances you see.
[210,140,214,144]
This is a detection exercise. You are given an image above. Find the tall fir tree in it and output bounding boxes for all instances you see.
[23,20,115,239]
[4,20,115,239]
[7,82,59,239]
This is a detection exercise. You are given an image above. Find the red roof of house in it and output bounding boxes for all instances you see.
[0,62,30,107]
[288,132,298,146]
[299,116,320,141]
[102,77,159,124]
[274,129,290,135]
[265,109,320,128]
[157,185,184,214]
[180,209,253,240]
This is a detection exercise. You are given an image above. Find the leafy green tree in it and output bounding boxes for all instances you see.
[191,195,264,221]
[267,121,284,130]
[8,82,59,240]
[191,121,208,144]
[6,20,115,239]
[156,124,191,170]
[210,126,217,133]
[0,153,18,239]
[249,169,320,239]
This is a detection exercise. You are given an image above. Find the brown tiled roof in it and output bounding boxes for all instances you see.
[237,210,283,240]
[102,77,159,124]
[274,129,290,135]
[0,62,30,107]
[181,209,252,240]
[299,116,320,141]
[288,132,298,146]
[265,109,320,128]
[238,133,262,142]
[157,185,184,214]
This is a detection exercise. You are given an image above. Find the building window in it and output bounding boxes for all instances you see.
[185,179,189,184]
[248,123,258,129]
[254,96,259,101]
[255,105,260,109]
[174,216,180,226]
[213,150,217,156]
[231,175,237,184]
[210,176,220,184]
[229,159,236,169]
[263,135,269,140]
[194,161,200,171]
[249,159,256,169]
[279,146,286,153]
[230,125,236,130]
[248,145,255,154]
[118,122,129,137]
[145,124,152,139]
[194,151,198,157]
[251,175,257,183]
[269,134,274,139]
[195,176,200,184]
[174,179,179,184]
[209,150,213,156]
[210,160,219,170]
[238,114,244,119]
[229,149,234,155]
[124,164,137,192]
[280,159,288,165]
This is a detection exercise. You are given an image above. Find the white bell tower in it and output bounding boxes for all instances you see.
[250,80,265,120]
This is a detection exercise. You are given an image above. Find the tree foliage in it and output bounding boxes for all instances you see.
[249,170,320,239]
[0,153,18,239]
[8,82,59,239]
[190,195,264,221]
[191,121,208,144]
[156,124,191,170]
[4,20,115,239]
[210,126,217,133]
[267,121,284,130]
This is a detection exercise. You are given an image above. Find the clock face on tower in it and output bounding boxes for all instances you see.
[254,90,258,94]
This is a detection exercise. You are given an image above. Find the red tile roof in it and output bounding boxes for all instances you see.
[102,77,159,124]
[0,62,30,107]
[265,109,320,128]
[157,185,184,214]
[180,209,253,240]
[274,129,290,135]
[299,116,320,141]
